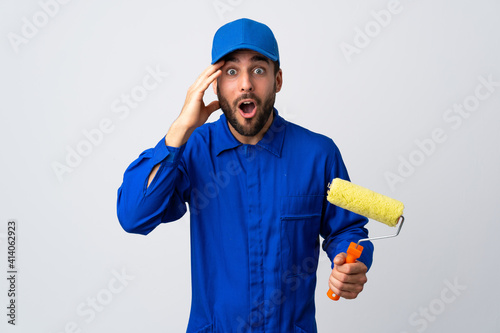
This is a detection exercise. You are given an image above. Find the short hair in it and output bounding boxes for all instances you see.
[272,60,280,75]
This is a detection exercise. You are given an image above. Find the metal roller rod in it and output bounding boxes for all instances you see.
[355,216,405,248]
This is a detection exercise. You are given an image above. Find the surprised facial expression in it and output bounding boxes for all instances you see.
[214,50,282,142]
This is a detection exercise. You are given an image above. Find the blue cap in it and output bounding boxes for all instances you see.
[211,18,279,65]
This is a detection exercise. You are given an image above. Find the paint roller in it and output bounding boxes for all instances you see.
[326,178,405,301]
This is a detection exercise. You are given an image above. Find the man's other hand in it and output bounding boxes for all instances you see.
[328,252,368,300]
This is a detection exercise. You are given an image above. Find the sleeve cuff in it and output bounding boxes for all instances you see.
[331,241,374,272]
[151,137,186,165]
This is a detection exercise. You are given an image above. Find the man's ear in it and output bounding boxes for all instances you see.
[212,78,218,96]
[275,69,283,93]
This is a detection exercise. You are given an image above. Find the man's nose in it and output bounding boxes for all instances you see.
[239,71,254,92]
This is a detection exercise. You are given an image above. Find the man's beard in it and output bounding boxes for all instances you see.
[217,84,276,138]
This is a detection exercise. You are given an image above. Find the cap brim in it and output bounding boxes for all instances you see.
[211,44,279,65]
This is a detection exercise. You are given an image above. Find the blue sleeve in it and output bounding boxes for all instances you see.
[116,137,190,235]
[320,144,374,271]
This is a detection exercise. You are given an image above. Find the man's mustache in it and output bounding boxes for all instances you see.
[233,94,262,107]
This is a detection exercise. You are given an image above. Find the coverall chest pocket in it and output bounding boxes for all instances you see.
[280,195,323,280]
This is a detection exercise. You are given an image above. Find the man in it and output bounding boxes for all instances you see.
[117,18,373,332]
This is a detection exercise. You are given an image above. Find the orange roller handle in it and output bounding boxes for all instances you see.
[327,242,364,301]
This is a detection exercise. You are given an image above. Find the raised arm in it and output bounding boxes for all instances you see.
[147,61,224,186]
[117,62,224,234]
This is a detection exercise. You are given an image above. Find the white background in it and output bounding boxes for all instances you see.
[1,0,499,332]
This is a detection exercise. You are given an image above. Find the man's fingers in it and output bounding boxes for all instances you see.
[329,275,364,292]
[194,61,225,89]
[329,258,368,299]
[203,68,223,90]
[183,62,224,115]
[167,61,226,147]
[331,268,368,285]
[328,283,363,300]
[188,68,223,105]
[333,253,347,266]
[329,274,366,299]
[203,60,225,76]
[335,260,368,275]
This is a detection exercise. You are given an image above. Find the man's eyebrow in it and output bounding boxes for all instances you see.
[224,56,239,63]
[250,55,270,64]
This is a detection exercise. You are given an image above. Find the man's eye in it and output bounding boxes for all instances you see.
[254,68,265,75]
[227,69,237,75]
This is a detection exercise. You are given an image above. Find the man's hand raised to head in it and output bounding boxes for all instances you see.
[165,61,225,148]
[147,62,224,187]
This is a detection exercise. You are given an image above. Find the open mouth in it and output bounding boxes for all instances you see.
[238,100,257,119]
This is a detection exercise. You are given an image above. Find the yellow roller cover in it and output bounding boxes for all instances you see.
[327,178,404,227]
